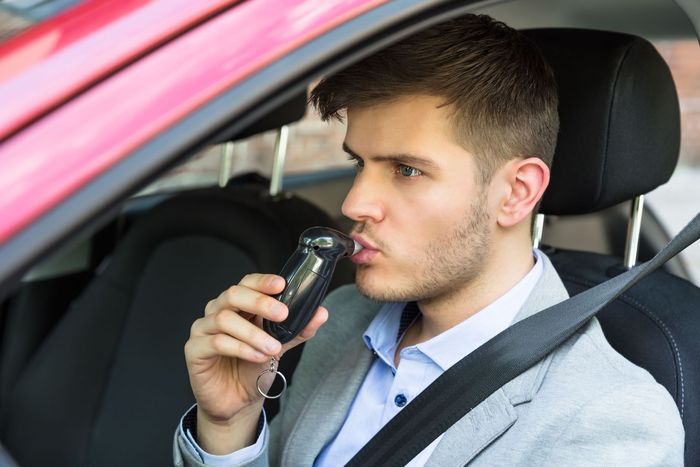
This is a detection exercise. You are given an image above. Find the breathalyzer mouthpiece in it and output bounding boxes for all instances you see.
[352,240,363,256]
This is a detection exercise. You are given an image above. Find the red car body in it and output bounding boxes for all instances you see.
[0,0,385,246]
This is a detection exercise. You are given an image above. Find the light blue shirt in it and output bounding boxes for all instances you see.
[180,249,544,466]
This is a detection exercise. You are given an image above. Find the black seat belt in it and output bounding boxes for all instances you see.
[347,212,700,467]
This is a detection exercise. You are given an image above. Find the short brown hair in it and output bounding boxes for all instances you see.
[310,14,559,185]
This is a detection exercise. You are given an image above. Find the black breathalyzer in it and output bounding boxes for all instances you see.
[263,227,362,344]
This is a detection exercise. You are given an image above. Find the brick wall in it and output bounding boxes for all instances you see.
[654,39,700,166]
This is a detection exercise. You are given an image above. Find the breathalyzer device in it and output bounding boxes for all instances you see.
[263,226,362,344]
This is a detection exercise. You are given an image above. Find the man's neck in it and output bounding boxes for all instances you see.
[400,239,535,351]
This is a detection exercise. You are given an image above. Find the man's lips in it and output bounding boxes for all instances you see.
[350,234,380,265]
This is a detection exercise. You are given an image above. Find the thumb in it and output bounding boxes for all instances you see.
[280,306,329,355]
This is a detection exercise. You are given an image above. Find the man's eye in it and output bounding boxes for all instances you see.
[398,165,422,177]
[347,156,364,169]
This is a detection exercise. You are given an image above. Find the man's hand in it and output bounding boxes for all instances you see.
[184,273,329,454]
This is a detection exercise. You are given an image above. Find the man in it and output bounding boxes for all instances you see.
[174,14,684,466]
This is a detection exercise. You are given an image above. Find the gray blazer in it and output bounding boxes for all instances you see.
[174,254,684,466]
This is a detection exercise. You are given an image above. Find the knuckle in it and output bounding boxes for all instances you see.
[210,334,229,353]
[225,285,240,303]
[213,310,229,328]
[189,318,201,336]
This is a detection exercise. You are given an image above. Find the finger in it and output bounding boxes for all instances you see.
[239,273,286,295]
[282,306,329,352]
[209,285,288,322]
[204,299,217,316]
[296,306,329,340]
[195,309,282,356]
[185,334,269,364]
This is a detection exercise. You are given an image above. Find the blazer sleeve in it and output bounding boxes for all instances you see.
[543,381,684,466]
[173,428,270,467]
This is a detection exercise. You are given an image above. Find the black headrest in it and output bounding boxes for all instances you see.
[212,91,307,143]
[524,29,681,215]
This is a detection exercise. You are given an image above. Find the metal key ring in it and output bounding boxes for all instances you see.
[256,357,287,400]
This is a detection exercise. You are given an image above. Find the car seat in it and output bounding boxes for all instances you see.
[525,28,700,466]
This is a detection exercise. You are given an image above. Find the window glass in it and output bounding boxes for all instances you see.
[135,104,351,196]
[646,39,700,284]
[0,0,84,42]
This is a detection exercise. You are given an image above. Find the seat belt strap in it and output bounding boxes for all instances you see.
[347,212,700,467]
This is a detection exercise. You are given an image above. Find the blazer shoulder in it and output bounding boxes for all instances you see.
[541,379,684,465]
[554,318,661,386]
[496,319,684,465]
[533,317,683,435]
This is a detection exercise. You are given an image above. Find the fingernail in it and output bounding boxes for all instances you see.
[266,341,279,353]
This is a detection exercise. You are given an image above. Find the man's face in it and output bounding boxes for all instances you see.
[342,95,496,303]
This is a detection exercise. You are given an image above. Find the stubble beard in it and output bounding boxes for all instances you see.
[355,188,492,303]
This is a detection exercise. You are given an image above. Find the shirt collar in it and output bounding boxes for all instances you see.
[363,249,545,371]
[363,301,405,370]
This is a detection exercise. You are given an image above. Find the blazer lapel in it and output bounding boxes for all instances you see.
[427,388,517,465]
[427,352,556,464]
[428,253,569,464]
[281,337,374,466]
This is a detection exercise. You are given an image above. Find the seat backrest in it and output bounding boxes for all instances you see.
[0,183,347,467]
[525,28,700,466]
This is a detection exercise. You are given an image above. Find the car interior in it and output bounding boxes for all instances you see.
[0,1,699,466]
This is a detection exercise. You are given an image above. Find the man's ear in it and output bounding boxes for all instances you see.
[496,157,550,228]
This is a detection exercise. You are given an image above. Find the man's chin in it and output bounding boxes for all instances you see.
[355,284,388,302]
[355,269,384,301]
[355,270,416,303]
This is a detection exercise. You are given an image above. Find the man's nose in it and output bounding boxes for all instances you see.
[341,172,385,224]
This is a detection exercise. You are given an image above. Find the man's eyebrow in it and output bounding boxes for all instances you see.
[342,142,439,170]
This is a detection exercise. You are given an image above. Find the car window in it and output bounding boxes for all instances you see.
[0,0,83,42]
[136,103,351,196]
[646,38,700,284]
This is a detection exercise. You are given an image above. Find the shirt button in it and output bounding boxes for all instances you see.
[394,393,408,407]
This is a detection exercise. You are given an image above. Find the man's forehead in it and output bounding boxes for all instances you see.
[345,95,461,147]
[344,99,468,164]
